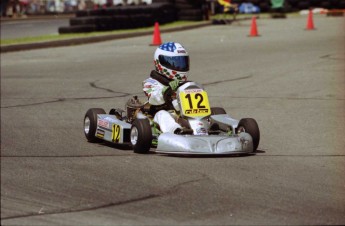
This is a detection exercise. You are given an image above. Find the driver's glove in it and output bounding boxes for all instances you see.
[161,79,180,96]
[168,79,180,91]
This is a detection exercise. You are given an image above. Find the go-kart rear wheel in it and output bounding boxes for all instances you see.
[211,107,226,115]
[84,108,106,143]
[237,118,260,151]
[131,119,153,154]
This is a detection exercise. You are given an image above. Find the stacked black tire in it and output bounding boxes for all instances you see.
[151,0,205,21]
[59,3,177,34]
[175,0,205,21]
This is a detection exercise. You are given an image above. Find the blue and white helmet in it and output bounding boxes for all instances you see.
[154,42,189,81]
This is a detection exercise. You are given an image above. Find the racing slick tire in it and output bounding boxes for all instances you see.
[237,118,260,151]
[84,108,106,143]
[131,119,153,154]
[211,107,226,115]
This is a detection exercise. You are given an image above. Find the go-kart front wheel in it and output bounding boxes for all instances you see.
[211,107,226,115]
[84,108,106,143]
[237,118,260,151]
[131,119,153,154]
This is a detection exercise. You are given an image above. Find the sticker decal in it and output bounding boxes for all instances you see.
[98,119,109,129]
[196,128,207,135]
[112,124,121,143]
[96,129,105,138]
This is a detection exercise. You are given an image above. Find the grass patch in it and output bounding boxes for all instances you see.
[1,20,206,46]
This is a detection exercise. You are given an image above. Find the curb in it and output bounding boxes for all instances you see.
[1,21,211,53]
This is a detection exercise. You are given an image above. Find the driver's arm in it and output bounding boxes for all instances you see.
[143,78,166,105]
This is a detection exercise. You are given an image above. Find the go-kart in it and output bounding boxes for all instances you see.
[83,79,260,155]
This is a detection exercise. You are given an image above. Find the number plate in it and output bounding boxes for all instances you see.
[112,124,121,143]
[179,89,211,118]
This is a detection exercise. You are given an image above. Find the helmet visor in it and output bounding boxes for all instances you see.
[159,55,189,72]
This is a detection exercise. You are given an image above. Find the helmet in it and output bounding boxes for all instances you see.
[154,42,189,80]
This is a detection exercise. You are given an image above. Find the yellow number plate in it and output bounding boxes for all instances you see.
[112,124,121,143]
[180,89,211,118]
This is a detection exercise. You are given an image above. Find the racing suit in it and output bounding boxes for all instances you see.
[142,71,182,133]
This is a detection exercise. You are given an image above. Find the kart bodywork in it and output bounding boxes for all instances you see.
[84,82,260,155]
[156,133,253,155]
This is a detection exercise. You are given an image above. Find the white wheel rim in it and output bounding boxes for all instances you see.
[130,127,138,145]
[84,117,90,134]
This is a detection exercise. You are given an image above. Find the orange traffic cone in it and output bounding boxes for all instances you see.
[248,16,259,37]
[150,22,162,46]
[305,9,315,30]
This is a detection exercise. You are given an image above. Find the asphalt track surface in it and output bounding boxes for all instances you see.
[1,15,345,225]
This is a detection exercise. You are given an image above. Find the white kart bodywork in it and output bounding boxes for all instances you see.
[88,81,257,155]
[156,133,253,155]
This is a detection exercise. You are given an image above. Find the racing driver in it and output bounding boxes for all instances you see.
[143,42,193,135]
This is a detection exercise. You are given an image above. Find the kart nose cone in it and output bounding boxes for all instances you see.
[156,133,253,155]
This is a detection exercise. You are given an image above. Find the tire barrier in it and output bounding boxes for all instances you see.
[58,25,96,34]
[59,0,207,34]
[178,9,203,21]
[175,0,203,21]
[59,3,178,34]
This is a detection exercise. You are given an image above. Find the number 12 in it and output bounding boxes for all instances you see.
[112,124,120,143]
[185,93,206,109]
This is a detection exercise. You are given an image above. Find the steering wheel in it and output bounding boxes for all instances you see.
[163,86,174,106]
